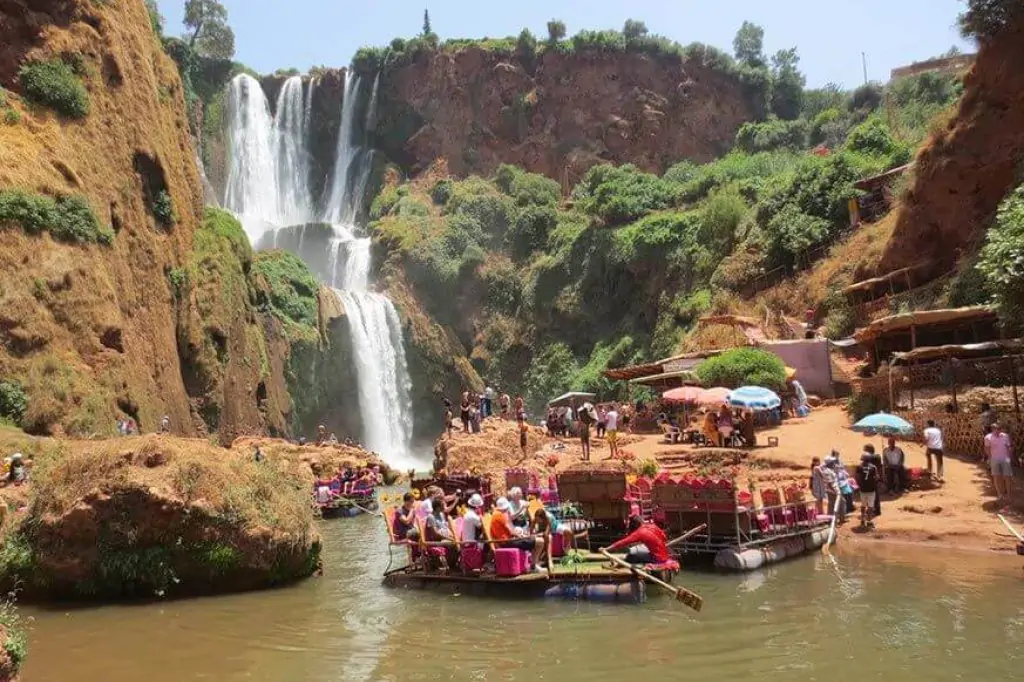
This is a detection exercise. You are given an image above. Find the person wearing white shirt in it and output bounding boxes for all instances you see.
[922,419,944,482]
[462,494,485,549]
[605,406,620,459]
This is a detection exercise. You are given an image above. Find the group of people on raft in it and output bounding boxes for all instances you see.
[391,485,671,572]
[314,465,383,505]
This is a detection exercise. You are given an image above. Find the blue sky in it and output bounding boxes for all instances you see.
[155,0,972,87]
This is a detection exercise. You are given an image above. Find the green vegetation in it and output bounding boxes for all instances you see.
[0,190,113,245]
[251,251,320,329]
[959,0,1024,43]
[18,59,90,119]
[978,184,1024,331]
[153,189,176,228]
[184,0,236,59]
[0,87,19,125]
[0,599,26,671]
[0,381,28,427]
[695,348,787,390]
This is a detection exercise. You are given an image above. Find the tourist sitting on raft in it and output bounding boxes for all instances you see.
[604,515,670,565]
[530,506,576,561]
[507,487,530,527]
[490,497,545,571]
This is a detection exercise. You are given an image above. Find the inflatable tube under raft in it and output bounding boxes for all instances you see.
[713,528,831,571]
[544,580,646,604]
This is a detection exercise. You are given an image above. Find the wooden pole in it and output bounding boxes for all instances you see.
[909,359,915,410]
[950,358,958,412]
[888,364,895,411]
[1012,356,1021,417]
[666,523,708,548]
[599,549,704,611]
[910,324,917,350]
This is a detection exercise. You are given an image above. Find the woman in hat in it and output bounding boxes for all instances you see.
[462,493,485,549]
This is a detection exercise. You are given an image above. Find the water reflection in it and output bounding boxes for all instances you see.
[19,513,1022,682]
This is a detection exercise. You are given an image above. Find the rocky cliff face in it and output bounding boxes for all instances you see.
[876,20,1024,278]
[0,0,328,441]
[372,47,753,187]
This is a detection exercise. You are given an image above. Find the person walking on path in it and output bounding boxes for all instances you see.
[923,419,945,482]
[460,392,471,433]
[985,422,1014,506]
[604,404,620,459]
[483,385,495,419]
[882,437,907,494]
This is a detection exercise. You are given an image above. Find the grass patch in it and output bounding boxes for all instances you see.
[251,251,320,328]
[18,59,90,119]
[0,190,113,245]
[0,599,26,670]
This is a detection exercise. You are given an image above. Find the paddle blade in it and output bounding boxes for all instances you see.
[675,589,703,612]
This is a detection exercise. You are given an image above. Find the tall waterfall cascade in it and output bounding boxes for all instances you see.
[222,70,416,466]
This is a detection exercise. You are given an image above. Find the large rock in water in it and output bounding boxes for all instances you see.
[4,435,321,599]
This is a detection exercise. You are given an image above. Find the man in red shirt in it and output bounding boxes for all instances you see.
[605,515,670,564]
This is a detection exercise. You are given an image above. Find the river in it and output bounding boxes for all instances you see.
[19,511,1023,681]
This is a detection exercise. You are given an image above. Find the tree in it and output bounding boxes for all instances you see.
[516,29,538,68]
[978,185,1024,331]
[770,47,806,120]
[145,0,164,35]
[546,19,567,45]
[623,19,649,42]
[960,0,1024,43]
[422,8,432,36]
[695,347,787,390]
[733,21,766,69]
[183,0,235,59]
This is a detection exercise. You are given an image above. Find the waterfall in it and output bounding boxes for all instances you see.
[223,74,316,245]
[222,68,418,466]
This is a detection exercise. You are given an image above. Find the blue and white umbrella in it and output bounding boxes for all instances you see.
[852,412,915,437]
[727,386,782,411]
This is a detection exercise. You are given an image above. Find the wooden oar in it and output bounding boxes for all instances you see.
[599,549,703,612]
[349,501,384,517]
[666,523,708,548]
[822,490,842,555]
[997,514,1024,542]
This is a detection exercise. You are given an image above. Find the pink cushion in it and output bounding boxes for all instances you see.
[460,545,484,570]
[495,547,529,576]
[551,532,565,557]
[756,513,772,532]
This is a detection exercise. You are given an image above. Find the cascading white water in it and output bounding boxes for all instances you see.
[222,67,417,466]
[223,74,316,245]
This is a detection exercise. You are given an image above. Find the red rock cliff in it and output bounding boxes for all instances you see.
[374,47,754,187]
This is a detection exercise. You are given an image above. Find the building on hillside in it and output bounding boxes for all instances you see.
[848,164,912,226]
[841,264,930,320]
[889,53,975,80]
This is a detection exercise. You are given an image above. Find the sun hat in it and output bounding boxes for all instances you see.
[468,493,484,508]
[508,486,522,498]
[495,496,511,512]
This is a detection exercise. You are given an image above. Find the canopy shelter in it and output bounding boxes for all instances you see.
[888,338,1024,415]
[854,306,1000,370]
[662,386,730,406]
[548,392,596,409]
[629,370,701,389]
[852,412,914,437]
[727,386,782,411]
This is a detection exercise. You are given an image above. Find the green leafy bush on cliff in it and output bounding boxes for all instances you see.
[0,380,28,427]
[978,184,1024,332]
[252,251,320,328]
[696,347,787,390]
[0,190,113,245]
[573,164,675,226]
[18,59,90,119]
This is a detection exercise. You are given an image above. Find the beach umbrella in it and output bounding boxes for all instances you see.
[727,386,782,411]
[851,412,914,437]
[662,386,730,406]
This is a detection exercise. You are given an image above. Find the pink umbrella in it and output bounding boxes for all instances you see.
[662,387,730,406]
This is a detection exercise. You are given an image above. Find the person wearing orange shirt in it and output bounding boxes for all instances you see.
[490,497,544,569]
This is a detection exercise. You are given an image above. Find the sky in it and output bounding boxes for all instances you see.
[155,0,973,88]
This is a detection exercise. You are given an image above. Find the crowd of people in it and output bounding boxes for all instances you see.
[313,465,383,505]
[392,483,669,573]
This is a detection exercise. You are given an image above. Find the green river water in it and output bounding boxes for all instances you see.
[18,512,1023,681]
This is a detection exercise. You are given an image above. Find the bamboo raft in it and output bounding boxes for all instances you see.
[382,550,675,605]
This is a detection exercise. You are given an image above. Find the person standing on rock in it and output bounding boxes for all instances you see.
[514,394,525,420]
[499,392,511,419]
[159,415,170,434]
[483,384,495,419]
[882,437,906,494]
[460,391,471,433]
[443,399,454,439]
[517,414,528,459]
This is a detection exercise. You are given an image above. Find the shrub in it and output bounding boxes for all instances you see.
[515,29,538,67]
[735,117,809,154]
[252,251,319,327]
[696,347,787,390]
[959,0,1024,43]
[0,380,28,426]
[3,108,21,125]
[523,343,579,412]
[849,83,883,113]
[430,179,453,205]
[978,184,1024,331]
[847,392,883,421]
[508,204,557,261]
[573,164,674,226]
[822,289,856,339]
[152,190,176,228]
[0,190,112,245]
[18,59,90,118]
